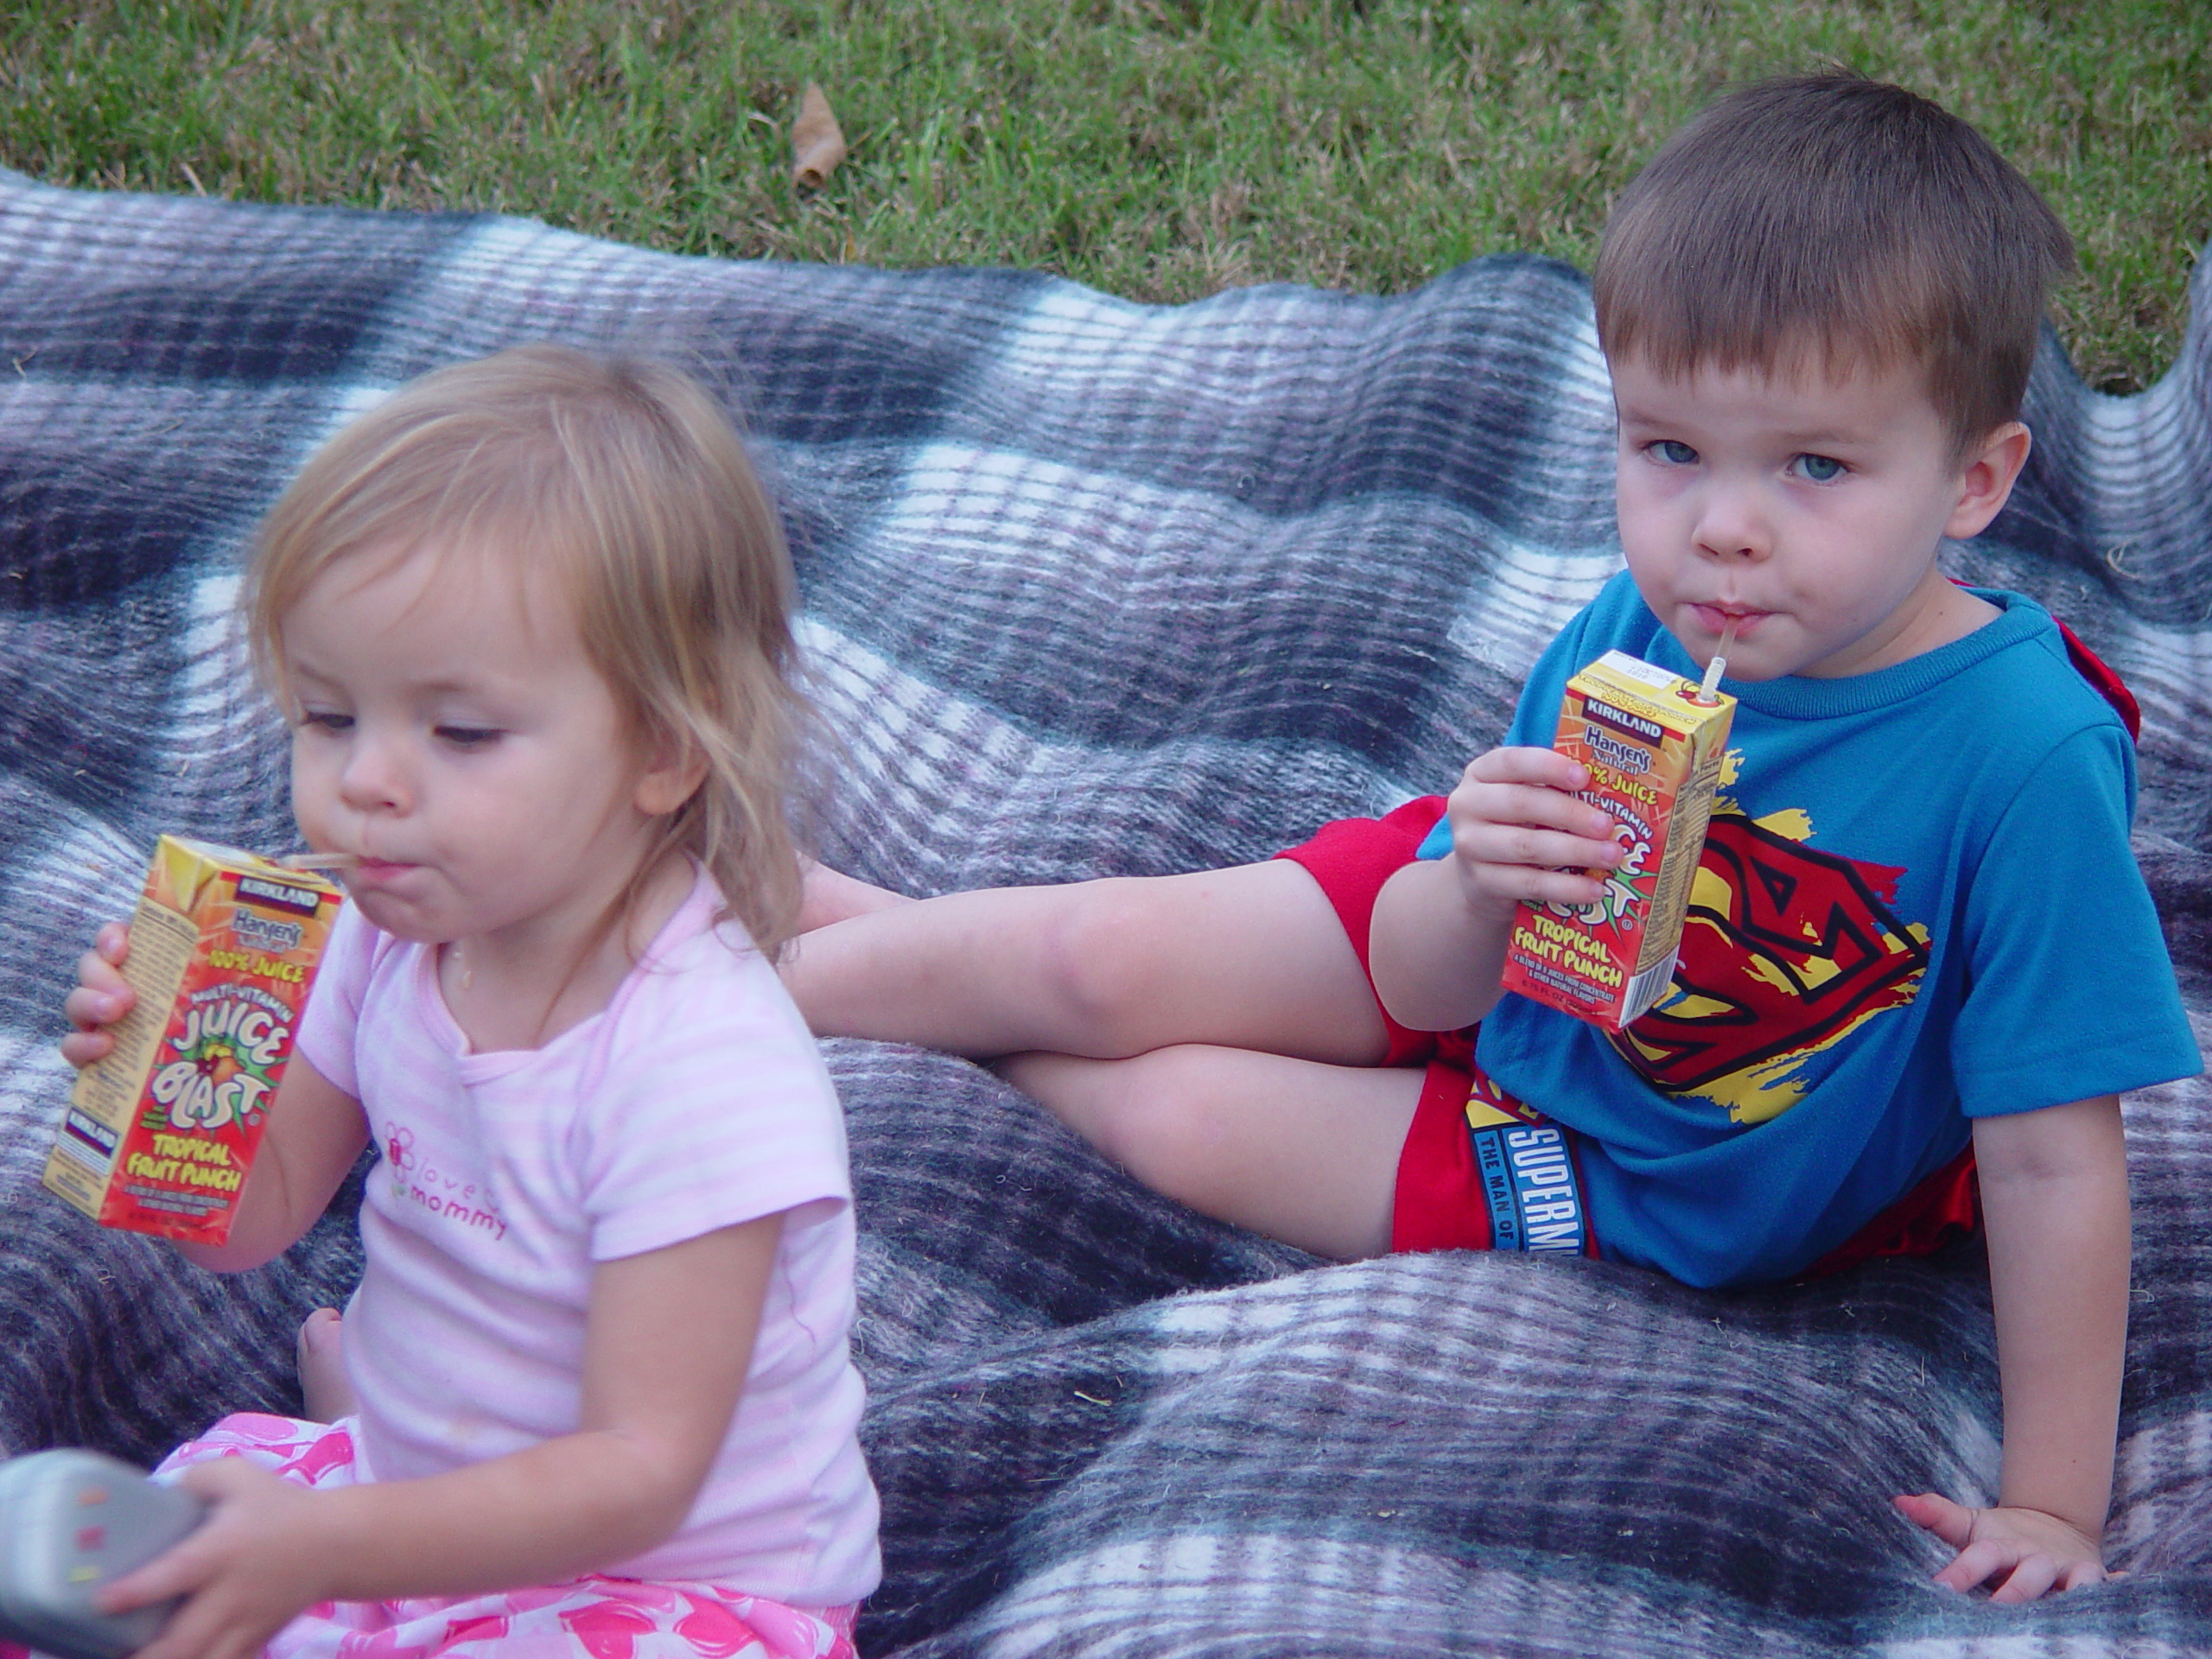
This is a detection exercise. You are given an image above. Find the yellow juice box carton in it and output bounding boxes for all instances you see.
[44,836,342,1245]
[1502,651,1736,1030]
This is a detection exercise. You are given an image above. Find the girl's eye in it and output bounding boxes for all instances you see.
[1651,440,1699,466]
[435,725,501,749]
[1793,453,1846,482]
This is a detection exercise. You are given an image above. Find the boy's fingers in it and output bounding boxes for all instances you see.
[97,920,131,962]
[1891,1491,1974,1548]
[2055,1557,2107,1592]
[1935,1536,2018,1592]
[1465,746,1592,793]
[1477,783,1618,841]
[1474,828,1621,875]
[1452,788,1618,853]
[1989,1552,2061,1604]
[1465,862,1607,906]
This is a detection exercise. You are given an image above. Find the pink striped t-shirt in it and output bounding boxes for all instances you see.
[296,874,880,1606]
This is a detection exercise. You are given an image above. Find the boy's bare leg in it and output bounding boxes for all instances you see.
[785,858,1416,1257]
[998,1046,1421,1259]
[796,861,914,933]
[783,857,1392,1066]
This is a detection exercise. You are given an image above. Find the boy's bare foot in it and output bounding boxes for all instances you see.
[796,861,912,933]
[296,1306,357,1422]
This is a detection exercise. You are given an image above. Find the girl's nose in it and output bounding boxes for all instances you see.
[337,735,412,813]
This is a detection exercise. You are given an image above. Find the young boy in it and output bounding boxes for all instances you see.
[786,74,2199,1600]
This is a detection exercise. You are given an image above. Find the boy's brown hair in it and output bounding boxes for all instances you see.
[1592,72,2075,461]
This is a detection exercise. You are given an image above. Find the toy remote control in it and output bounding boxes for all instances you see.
[0,1450,207,1659]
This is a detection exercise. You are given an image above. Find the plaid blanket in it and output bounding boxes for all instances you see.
[1,171,2209,1656]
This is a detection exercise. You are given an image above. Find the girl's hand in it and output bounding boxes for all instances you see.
[60,921,135,1068]
[1894,1491,2110,1600]
[1438,747,1623,915]
[100,1459,335,1659]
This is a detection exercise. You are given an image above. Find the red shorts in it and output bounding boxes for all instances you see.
[1275,798,1979,1277]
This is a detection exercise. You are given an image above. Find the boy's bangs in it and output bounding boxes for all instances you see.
[1591,73,2074,461]
[1599,226,1951,399]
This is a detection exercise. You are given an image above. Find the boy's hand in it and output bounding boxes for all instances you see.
[1894,1491,2109,1600]
[60,921,135,1069]
[1438,747,1624,914]
[100,1458,335,1659]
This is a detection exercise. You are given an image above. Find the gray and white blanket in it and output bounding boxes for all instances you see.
[1,171,2209,1656]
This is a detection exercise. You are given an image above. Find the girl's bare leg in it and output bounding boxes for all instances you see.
[782,857,1392,1066]
[296,1306,357,1422]
[999,1046,1421,1259]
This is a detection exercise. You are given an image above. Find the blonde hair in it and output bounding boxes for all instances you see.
[246,344,812,957]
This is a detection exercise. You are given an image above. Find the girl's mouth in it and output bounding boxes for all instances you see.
[346,857,423,885]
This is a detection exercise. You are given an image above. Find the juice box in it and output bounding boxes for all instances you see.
[1502,651,1736,1031]
[44,836,342,1244]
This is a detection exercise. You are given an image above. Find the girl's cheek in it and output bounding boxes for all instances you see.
[289,751,337,834]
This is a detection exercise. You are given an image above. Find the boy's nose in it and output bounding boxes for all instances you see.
[1692,488,1771,561]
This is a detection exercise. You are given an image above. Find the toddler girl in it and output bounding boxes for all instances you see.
[52,346,876,1659]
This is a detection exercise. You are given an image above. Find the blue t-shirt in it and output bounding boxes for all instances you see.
[1433,571,2199,1287]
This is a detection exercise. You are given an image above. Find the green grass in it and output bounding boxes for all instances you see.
[2,0,2205,391]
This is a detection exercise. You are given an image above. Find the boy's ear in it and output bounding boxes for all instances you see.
[1944,421,2032,541]
[633,734,710,817]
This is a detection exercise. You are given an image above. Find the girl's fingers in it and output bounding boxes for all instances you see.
[63,930,137,1066]
[64,982,132,1029]
[60,1029,115,1067]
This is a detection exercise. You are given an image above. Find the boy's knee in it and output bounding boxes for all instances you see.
[1030,878,1185,1049]
[1078,1046,1254,1201]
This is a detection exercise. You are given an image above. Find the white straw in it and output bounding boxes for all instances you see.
[276,852,360,872]
[1697,617,1739,703]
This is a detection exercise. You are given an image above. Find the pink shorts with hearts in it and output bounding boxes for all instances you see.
[0,1413,859,1659]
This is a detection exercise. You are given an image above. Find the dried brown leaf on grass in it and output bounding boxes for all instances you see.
[791,82,846,190]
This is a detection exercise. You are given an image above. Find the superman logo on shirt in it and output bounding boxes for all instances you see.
[1611,772,1932,1125]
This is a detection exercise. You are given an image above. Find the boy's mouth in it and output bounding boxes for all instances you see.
[1690,603,1770,639]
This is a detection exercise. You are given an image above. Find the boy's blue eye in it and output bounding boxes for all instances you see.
[300,710,353,734]
[1654,440,1698,465]
[1795,454,1845,482]
[435,725,501,749]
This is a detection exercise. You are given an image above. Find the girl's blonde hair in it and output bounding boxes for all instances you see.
[245,344,812,957]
